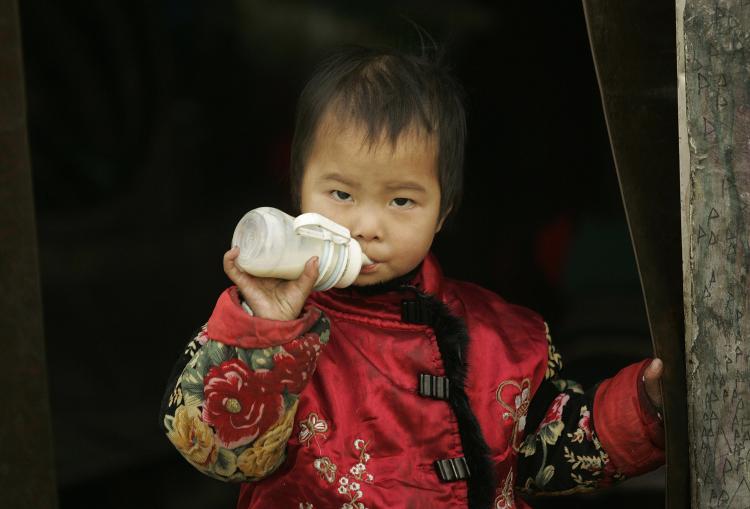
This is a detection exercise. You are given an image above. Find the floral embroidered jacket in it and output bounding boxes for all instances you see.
[160,253,664,509]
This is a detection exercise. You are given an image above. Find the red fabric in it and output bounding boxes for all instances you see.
[206,286,322,348]
[202,359,285,448]
[593,359,666,477]
[203,254,662,508]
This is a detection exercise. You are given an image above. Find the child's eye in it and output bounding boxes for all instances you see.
[390,197,414,208]
[330,190,352,202]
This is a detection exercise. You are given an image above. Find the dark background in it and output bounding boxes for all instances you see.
[20,1,663,507]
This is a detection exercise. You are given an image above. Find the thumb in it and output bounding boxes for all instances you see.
[292,256,320,296]
[643,358,664,409]
[644,358,664,381]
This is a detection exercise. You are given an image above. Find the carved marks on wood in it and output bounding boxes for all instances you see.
[683,0,750,506]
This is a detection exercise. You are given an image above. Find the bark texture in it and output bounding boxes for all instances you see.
[678,0,750,506]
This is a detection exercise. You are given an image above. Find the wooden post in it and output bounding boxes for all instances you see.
[582,1,689,507]
[0,0,58,507]
[677,0,750,506]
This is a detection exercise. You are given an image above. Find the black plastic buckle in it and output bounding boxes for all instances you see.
[435,457,470,482]
[419,373,450,400]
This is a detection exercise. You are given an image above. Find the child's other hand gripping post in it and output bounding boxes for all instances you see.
[223,246,319,321]
[643,358,664,411]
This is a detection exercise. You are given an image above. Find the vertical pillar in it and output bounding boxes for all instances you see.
[582,2,689,507]
[677,0,750,507]
[0,0,58,507]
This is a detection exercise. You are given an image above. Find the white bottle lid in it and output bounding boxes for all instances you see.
[336,239,365,288]
[294,213,351,244]
[294,212,370,290]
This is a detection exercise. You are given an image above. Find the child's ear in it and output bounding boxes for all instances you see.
[435,206,453,233]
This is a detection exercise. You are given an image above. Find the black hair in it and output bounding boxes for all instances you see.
[289,44,466,220]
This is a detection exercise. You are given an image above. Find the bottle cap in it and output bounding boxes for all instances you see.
[294,213,351,244]
[336,239,364,288]
[293,212,371,289]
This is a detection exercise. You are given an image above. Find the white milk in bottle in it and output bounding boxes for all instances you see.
[231,207,372,291]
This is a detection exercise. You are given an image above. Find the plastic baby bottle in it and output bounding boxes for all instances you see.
[231,207,372,291]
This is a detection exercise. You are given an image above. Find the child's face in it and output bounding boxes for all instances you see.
[300,117,446,286]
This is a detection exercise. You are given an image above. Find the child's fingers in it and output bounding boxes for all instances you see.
[224,246,240,265]
[223,247,255,288]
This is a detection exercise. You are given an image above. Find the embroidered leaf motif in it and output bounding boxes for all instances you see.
[537,465,555,488]
[550,379,584,394]
[181,366,206,406]
[319,327,330,344]
[309,315,331,343]
[519,434,537,457]
[163,414,175,432]
[236,348,253,369]
[250,347,278,371]
[544,322,563,380]
[205,340,234,367]
[539,420,564,445]
[214,448,238,477]
[283,392,299,410]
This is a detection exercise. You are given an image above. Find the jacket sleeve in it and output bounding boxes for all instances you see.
[515,324,664,495]
[159,286,330,482]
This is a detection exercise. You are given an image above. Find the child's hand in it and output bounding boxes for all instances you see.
[223,246,319,321]
[643,358,664,409]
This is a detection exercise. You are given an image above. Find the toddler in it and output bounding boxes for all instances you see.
[160,45,665,509]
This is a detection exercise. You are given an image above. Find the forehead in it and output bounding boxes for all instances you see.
[305,112,439,186]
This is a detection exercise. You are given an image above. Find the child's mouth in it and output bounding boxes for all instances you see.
[360,263,379,274]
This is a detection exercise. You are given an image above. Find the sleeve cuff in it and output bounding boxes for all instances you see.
[593,359,665,476]
[206,287,322,349]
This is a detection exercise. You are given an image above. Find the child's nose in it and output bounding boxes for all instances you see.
[350,209,383,242]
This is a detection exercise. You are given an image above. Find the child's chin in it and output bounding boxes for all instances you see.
[353,274,388,287]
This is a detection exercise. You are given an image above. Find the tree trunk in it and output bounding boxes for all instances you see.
[677,0,750,507]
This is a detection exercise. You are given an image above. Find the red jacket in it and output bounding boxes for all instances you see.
[161,254,664,509]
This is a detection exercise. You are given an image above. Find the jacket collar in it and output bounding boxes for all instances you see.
[308,253,444,323]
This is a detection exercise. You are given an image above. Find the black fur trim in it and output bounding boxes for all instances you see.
[419,293,496,509]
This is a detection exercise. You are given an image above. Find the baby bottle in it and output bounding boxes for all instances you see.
[231,207,372,291]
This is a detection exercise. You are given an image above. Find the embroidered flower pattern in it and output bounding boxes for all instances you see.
[314,456,338,483]
[299,413,329,447]
[508,327,627,495]
[544,322,563,380]
[313,438,374,509]
[496,378,531,451]
[168,386,183,407]
[568,406,593,443]
[161,313,330,482]
[494,469,515,509]
[518,386,623,495]
[202,358,285,448]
